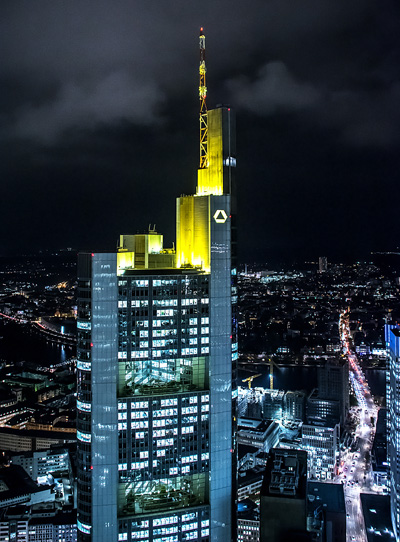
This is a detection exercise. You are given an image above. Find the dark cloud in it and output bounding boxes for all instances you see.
[229,65,400,148]
[0,0,399,263]
[0,0,382,143]
[12,72,165,142]
[228,62,321,114]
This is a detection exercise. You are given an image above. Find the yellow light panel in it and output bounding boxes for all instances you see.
[197,108,224,196]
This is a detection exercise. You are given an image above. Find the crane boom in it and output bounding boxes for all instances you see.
[199,27,208,169]
[242,373,262,389]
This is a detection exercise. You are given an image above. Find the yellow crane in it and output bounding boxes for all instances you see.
[242,373,262,389]
[267,358,279,390]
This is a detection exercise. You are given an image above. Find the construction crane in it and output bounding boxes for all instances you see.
[199,27,208,169]
[242,373,262,390]
[268,358,279,391]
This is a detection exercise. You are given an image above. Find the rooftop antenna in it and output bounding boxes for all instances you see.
[199,27,208,169]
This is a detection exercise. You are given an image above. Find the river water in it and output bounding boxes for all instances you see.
[0,319,75,367]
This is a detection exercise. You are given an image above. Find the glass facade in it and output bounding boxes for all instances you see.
[77,266,216,542]
[385,325,400,539]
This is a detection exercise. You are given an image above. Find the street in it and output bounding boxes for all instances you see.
[336,310,379,542]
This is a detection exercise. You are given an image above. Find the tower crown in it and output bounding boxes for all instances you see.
[199,27,208,170]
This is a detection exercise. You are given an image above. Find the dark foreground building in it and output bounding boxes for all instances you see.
[260,449,308,542]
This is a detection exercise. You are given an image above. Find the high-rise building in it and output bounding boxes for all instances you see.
[76,30,237,542]
[318,257,328,273]
[260,449,308,542]
[306,388,340,426]
[317,358,349,426]
[385,324,400,540]
[301,422,340,480]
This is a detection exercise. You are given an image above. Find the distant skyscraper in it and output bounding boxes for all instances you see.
[318,257,327,273]
[385,324,400,540]
[76,30,237,542]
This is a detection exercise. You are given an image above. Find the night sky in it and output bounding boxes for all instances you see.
[1,1,399,265]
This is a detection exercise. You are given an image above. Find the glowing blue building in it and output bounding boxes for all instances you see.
[385,324,400,540]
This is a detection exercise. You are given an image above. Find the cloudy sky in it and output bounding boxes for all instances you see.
[1,1,399,264]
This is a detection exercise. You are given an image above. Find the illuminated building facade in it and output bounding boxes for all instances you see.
[301,422,339,480]
[385,324,400,540]
[76,32,237,542]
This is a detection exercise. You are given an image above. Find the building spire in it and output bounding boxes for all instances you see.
[199,27,208,169]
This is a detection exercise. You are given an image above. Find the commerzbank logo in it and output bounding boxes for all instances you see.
[213,209,228,223]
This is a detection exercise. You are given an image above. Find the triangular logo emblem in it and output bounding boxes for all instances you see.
[213,209,228,223]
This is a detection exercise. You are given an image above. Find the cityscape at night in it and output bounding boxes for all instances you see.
[1,2,400,542]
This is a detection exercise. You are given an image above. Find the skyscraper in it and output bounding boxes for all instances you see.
[317,358,349,426]
[318,257,327,273]
[385,324,400,540]
[76,30,237,542]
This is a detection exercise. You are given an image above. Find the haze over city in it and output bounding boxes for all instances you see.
[1,1,399,263]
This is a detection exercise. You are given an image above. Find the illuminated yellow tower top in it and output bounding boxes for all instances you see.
[175,29,236,271]
[196,28,234,196]
[117,30,235,276]
[197,107,229,196]
[199,27,208,170]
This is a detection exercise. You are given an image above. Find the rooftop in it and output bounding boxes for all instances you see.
[261,448,308,499]
[308,481,345,514]
[360,494,393,541]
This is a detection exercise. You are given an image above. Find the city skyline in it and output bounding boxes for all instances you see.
[1,1,400,264]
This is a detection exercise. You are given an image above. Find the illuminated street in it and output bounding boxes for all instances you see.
[337,310,380,542]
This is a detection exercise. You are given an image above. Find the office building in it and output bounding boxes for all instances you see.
[260,449,308,542]
[361,494,394,542]
[306,389,340,427]
[76,30,237,542]
[10,447,71,482]
[237,418,279,453]
[237,500,259,542]
[385,324,400,539]
[284,391,305,422]
[301,423,339,480]
[0,509,77,542]
[317,359,349,426]
[262,390,284,421]
[371,408,388,490]
[238,469,265,502]
[307,482,346,542]
[318,257,328,273]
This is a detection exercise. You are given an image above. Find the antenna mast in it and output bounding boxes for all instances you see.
[199,27,208,169]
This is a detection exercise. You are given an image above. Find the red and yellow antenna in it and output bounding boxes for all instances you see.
[199,27,208,169]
